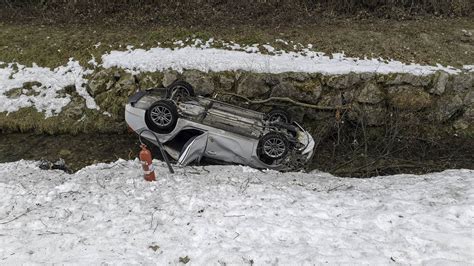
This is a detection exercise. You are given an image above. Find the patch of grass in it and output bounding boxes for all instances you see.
[4,81,42,97]
[0,132,139,171]
[0,107,124,135]
[0,17,472,69]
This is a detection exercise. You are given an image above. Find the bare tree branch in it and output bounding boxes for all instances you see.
[220,92,349,110]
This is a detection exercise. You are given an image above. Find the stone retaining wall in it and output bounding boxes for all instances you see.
[1,68,473,137]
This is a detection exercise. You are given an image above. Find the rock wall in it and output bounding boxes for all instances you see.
[0,68,473,137]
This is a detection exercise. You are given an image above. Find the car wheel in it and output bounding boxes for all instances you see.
[167,80,195,100]
[258,132,289,164]
[266,108,291,124]
[146,100,179,133]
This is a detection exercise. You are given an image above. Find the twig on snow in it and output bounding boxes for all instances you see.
[153,222,160,233]
[327,184,344,192]
[17,182,26,190]
[188,166,203,175]
[240,177,250,194]
[150,208,164,232]
[201,166,210,174]
[37,231,74,236]
[132,173,138,188]
[150,209,159,230]
[224,214,245,217]
[96,176,106,189]
[0,208,31,224]
[327,184,354,193]
[62,209,73,220]
[39,218,48,228]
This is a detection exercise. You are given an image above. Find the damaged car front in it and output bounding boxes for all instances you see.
[125,81,315,171]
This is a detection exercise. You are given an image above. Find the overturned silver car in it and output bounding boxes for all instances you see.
[125,80,315,171]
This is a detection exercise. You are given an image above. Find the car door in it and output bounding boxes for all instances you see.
[177,132,209,166]
[204,133,254,166]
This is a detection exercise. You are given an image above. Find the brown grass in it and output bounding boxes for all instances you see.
[0,17,472,69]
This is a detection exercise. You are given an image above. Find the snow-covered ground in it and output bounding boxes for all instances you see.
[101,38,464,75]
[0,60,97,116]
[101,45,460,76]
[0,160,472,264]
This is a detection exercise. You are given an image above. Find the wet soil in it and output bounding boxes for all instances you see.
[1,133,472,177]
[0,133,140,171]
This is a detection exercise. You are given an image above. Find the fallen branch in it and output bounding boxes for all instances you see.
[221,93,349,110]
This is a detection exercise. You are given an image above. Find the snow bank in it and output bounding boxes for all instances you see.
[0,160,472,264]
[0,60,98,117]
[102,44,461,75]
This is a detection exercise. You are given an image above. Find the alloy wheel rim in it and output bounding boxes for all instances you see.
[263,137,286,158]
[151,106,172,127]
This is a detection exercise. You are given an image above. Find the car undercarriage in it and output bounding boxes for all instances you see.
[125,80,315,171]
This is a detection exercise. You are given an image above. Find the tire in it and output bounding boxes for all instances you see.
[167,80,195,100]
[266,108,291,124]
[145,100,179,133]
[257,132,289,164]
